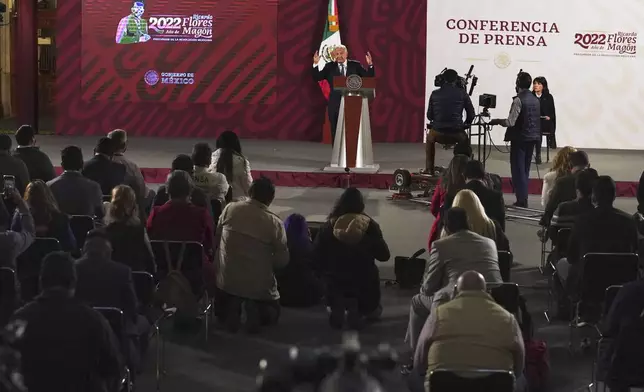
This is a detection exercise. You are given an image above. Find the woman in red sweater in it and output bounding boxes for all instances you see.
[427,155,469,248]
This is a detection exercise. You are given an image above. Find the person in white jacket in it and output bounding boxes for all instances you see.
[540,146,576,207]
[209,131,253,202]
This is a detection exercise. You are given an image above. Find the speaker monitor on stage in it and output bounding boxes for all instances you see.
[324,75,379,174]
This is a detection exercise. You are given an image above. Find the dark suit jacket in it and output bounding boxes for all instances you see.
[568,206,639,267]
[637,170,644,214]
[75,256,139,325]
[535,92,556,134]
[47,171,104,218]
[540,172,578,226]
[11,290,123,392]
[12,146,57,182]
[312,60,375,103]
[467,180,505,231]
[82,154,127,196]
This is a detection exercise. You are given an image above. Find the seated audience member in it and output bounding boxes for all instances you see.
[11,180,76,252]
[460,160,505,230]
[557,176,639,293]
[548,168,598,240]
[428,154,469,249]
[446,189,509,251]
[209,131,253,201]
[276,213,323,308]
[540,150,590,227]
[406,208,502,360]
[152,154,208,209]
[104,185,156,274]
[313,187,390,330]
[107,129,154,212]
[191,142,229,203]
[541,146,576,207]
[214,178,288,332]
[47,146,104,218]
[413,271,524,388]
[11,251,123,392]
[75,229,145,373]
[0,189,35,267]
[0,134,30,195]
[147,170,215,286]
[12,124,56,182]
[599,281,644,391]
[82,137,127,196]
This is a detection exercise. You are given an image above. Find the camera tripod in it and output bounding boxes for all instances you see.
[468,107,492,168]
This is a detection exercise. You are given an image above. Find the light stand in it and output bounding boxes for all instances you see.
[468,107,491,169]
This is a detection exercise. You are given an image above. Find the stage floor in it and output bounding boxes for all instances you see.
[36,136,642,194]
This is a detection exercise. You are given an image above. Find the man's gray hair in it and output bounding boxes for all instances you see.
[107,129,127,149]
[335,44,348,52]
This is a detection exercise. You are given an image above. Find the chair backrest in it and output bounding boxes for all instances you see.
[580,253,638,304]
[556,228,572,257]
[497,251,513,282]
[150,240,204,276]
[132,271,155,308]
[429,369,515,392]
[0,268,17,326]
[603,285,622,318]
[487,282,520,315]
[69,215,95,249]
[94,307,125,343]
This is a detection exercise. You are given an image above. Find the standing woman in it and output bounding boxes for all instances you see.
[533,76,557,164]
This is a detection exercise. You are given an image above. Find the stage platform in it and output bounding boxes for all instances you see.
[36,135,641,196]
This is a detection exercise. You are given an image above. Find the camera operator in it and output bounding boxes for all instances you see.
[425,69,475,176]
[490,72,541,208]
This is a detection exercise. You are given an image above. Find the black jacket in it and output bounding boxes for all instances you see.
[548,197,594,240]
[82,155,127,196]
[11,290,123,392]
[12,146,57,182]
[637,170,644,214]
[427,84,475,131]
[75,256,139,325]
[312,60,375,103]
[105,222,156,274]
[313,213,389,313]
[540,172,578,226]
[535,92,556,134]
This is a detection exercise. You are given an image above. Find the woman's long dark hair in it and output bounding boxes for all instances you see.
[24,180,60,226]
[328,187,365,220]
[215,131,243,183]
[533,76,551,96]
[440,155,469,196]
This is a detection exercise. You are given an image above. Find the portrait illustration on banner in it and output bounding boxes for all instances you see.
[115,1,152,44]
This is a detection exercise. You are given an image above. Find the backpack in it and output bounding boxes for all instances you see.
[519,297,550,392]
[156,242,199,317]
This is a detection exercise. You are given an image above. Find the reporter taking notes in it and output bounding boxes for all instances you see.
[489,72,541,208]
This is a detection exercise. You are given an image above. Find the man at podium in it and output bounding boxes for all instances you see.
[312,45,374,144]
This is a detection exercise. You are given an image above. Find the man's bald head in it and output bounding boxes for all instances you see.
[456,271,486,292]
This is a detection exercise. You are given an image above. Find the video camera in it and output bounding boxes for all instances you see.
[256,333,397,392]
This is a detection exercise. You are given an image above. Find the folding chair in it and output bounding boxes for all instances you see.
[150,240,213,340]
[569,253,638,352]
[94,307,133,392]
[497,251,513,283]
[0,267,18,326]
[544,228,572,322]
[16,237,61,301]
[132,271,172,391]
[69,215,95,250]
[307,221,324,242]
[487,282,520,315]
[429,368,515,392]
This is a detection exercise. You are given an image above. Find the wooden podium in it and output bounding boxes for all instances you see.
[323,75,379,173]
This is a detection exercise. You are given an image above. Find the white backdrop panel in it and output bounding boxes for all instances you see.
[425,0,643,150]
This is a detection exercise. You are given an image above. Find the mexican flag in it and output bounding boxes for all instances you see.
[317,0,341,143]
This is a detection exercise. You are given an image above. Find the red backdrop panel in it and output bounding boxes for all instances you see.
[56,0,426,142]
